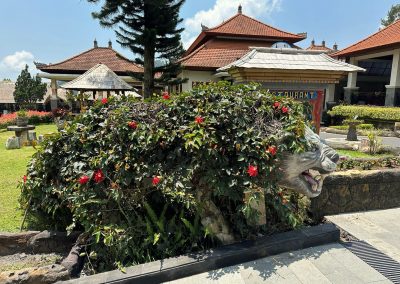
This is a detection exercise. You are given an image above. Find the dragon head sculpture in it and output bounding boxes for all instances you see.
[278,127,339,198]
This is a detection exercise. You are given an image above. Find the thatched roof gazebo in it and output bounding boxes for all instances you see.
[61,63,136,112]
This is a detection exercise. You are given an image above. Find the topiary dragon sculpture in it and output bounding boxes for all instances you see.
[20,82,338,270]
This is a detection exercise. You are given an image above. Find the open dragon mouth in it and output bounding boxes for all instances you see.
[301,169,323,193]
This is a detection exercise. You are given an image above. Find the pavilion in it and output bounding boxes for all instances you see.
[176,5,307,93]
[36,40,143,109]
[332,20,400,106]
[218,47,364,131]
[61,63,133,93]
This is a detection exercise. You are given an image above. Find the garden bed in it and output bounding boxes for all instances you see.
[61,224,339,284]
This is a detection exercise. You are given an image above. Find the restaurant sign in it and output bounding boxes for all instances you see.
[270,90,324,133]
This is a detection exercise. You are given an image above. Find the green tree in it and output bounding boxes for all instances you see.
[88,0,186,98]
[13,65,47,107]
[381,4,400,27]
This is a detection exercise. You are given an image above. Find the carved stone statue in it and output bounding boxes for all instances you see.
[279,127,339,198]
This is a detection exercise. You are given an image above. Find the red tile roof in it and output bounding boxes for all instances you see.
[180,45,248,70]
[37,47,143,74]
[333,20,400,57]
[306,45,334,53]
[185,13,306,55]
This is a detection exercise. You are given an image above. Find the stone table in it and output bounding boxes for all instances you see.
[7,125,36,146]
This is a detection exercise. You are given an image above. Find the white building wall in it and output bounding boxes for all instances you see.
[178,70,218,92]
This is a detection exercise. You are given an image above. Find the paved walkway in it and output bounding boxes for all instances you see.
[327,208,400,263]
[320,132,400,148]
[167,208,400,283]
[166,243,388,283]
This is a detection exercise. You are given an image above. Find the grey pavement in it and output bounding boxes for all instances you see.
[320,132,400,148]
[327,208,400,263]
[165,243,389,284]
[167,208,400,283]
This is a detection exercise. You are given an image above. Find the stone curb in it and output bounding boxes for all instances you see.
[60,223,339,284]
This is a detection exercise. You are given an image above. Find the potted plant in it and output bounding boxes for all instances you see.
[16,109,29,127]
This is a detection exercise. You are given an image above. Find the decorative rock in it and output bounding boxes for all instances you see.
[61,243,85,277]
[28,131,37,141]
[5,136,21,149]
[0,231,40,256]
[0,264,70,284]
[38,135,44,143]
[28,231,81,254]
[311,169,400,219]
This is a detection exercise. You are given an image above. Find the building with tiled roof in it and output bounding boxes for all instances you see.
[36,40,143,109]
[332,20,400,106]
[0,81,68,113]
[36,40,143,75]
[306,40,337,54]
[332,20,400,58]
[177,5,307,92]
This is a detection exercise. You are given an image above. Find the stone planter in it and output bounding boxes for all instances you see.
[16,117,29,127]
[311,168,400,218]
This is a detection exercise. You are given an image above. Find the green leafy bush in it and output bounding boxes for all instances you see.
[20,82,311,271]
[328,105,400,122]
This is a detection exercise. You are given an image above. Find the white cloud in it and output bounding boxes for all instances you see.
[1,51,34,71]
[182,0,282,49]
[0,51,39,80]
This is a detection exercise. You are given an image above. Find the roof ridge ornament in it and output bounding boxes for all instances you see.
[94,39,98,48]
[238,4,242,14]
[201,23,209,31]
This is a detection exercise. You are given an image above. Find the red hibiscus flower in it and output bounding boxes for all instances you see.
[93,169,105,183]
[281,106,289,113]
[247,165,258,177]
[162,92,170,100]
[273,102,280,108]
[79,175,90,185]
[23,175,27,183]
[195,116,204,124]
[101,98,108,105]
[268,145,277,156]
[128,121,138,129]
[152,176,160,186]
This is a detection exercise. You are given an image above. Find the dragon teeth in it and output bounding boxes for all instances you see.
[312,183,319,191]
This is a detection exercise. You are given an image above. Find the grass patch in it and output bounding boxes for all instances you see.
[337,149,394,158]
[0,123,57,232]
[330,124,374,130]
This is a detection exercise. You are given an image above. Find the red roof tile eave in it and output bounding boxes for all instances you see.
[205,31,305,41]
[185,31,305,56]
[333,42,400,58]
[38,68,143,76]
[182,65,219,71]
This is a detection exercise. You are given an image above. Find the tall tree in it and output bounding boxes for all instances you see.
[381,4,400,27]
[88,0,186,98]
[13,65,47,107]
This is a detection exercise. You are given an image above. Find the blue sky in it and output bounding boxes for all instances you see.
[0,0,398,80]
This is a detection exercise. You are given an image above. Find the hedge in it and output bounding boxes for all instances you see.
[0,111,53,129]
[20,82,311,271]
[328,105,400,122]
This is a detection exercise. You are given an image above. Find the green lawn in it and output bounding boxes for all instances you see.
[0,124,57,232]
[337,149,394,158]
